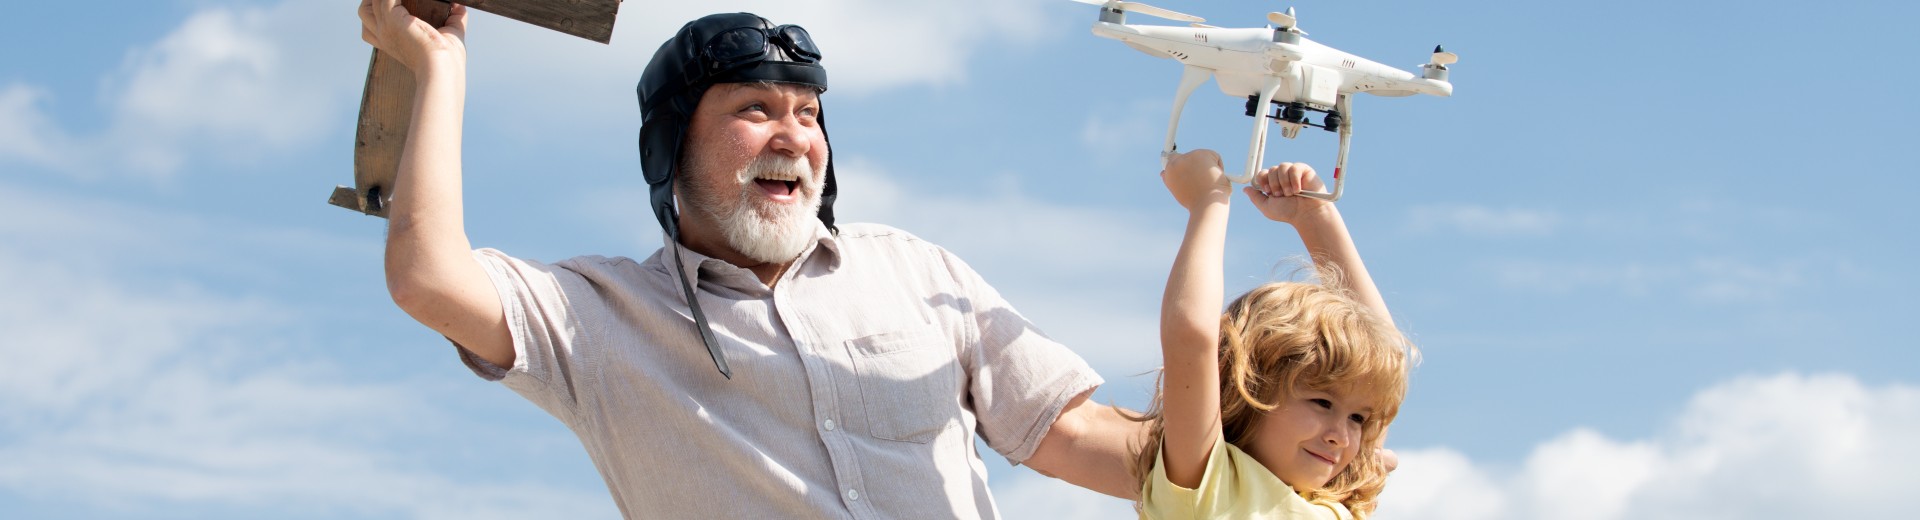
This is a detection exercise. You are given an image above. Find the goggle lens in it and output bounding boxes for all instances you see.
[704,24,821,74]
[779,25,821,62]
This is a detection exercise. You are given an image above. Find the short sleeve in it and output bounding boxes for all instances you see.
[1140,435,1351,520]
[1141,435,1225,520]
[453,248,594,423]
[938,247,1103,463]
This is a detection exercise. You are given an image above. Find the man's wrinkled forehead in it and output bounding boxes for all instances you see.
[706,81,825,111]
[709,81,823,100]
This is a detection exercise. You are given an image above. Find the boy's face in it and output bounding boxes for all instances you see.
[1243,382,1378,494]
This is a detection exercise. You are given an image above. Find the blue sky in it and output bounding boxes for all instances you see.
[2,1,1915,518]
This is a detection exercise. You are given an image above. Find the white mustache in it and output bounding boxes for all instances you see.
[741,154,818,191]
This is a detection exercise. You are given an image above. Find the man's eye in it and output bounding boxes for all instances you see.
[743,103,766,113]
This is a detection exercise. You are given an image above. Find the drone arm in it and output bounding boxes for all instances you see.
[1236,75,1287,184]
[1162,65,1212,166]
[1297,94,1351,202]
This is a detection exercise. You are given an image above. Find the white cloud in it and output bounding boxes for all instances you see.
[104,4,358,176]
[1,1,361,179]
[980,372,1920,520]
[1407,204,1561,237]
[7,0,1065,180]
[604,0,1056,94]
[0,181,611,518]
[459,0,1066,139]
[1080,97,1166,161]
[993,472,1137,520]
[1370,448,1508,520]
[1376,372,1920,520]
[0,84,74,170]
[1490,255,1843,304]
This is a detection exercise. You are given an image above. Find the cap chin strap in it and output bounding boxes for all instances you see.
[670,232,732,379]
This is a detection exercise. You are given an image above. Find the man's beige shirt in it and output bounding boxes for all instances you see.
[458,222,1101,519]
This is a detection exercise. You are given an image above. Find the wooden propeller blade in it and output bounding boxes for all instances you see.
[452,0,621,44]
[331,0,621,218]
[334,0,449,217]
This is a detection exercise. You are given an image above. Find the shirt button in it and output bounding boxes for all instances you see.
[846,488,860,501]
[824,419,837,431]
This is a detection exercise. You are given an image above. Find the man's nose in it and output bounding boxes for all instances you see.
[768,115,811,158]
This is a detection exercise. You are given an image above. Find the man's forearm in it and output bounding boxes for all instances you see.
[380,62,510,365]
[386,67,473,292]
[1024,390,1150,500]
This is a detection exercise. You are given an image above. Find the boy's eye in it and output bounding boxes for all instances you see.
[1310,398,1333,409]
[1349,413,1367,424]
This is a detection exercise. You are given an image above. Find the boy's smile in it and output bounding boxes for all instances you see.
[1243,383,1377,494]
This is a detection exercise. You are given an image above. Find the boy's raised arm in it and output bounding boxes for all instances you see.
[1156,150,1234,488]
[360,1,513,366]
[1243,163,1393,327]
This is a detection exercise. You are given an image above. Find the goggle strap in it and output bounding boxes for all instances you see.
[671,237,732,379]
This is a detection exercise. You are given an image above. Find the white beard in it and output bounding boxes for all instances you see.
[686,154,824,264]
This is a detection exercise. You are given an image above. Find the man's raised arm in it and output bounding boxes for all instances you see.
[359,1,511,366]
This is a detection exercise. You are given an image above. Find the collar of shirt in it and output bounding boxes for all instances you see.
[662,220,843,298]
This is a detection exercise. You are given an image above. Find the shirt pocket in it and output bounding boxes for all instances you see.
[845,328,961,444]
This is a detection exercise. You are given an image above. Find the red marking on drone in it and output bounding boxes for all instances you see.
[1333,167,1343,179]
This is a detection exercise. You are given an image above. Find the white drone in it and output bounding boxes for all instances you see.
[1075,0,1456,200]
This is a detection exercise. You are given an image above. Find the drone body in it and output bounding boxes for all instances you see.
[1077,1,1456,200]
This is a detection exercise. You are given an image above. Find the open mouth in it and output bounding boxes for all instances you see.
[753,178,799,201]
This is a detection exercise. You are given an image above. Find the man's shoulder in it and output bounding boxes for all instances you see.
[835,222,924,242]
[476,248,658,278]
[833,222,945,255]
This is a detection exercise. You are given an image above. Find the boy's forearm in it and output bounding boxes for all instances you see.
[1156,200,1230,486]
[1291,205,1393,327]
[1162,202,1229,360]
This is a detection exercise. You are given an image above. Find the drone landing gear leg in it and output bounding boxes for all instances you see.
[1298,94,1351,202]
[1161,65,1211,166]
[1236,76,1286,184]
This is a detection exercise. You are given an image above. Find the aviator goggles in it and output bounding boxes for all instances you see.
[701,24,822,77]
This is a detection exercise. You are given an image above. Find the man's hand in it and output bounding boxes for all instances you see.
[1378,447,1399,473]
[358,0,469,79]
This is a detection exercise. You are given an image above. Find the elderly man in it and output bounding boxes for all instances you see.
[360,3,1142,518]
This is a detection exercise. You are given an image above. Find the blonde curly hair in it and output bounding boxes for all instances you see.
[1130,274,1415,519]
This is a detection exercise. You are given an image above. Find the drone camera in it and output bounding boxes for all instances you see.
[1246,95,1342,131]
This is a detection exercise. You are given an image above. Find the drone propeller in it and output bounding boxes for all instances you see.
[1071,0,1205,24]
[1267,7,1306,35]
[1429,45,1459,67]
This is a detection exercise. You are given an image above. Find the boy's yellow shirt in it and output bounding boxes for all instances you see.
[1140,433,1354,520]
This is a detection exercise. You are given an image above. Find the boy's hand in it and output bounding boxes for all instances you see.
[1161,149,1231,212]
[358,0,469,79]
[1244,162,1333,225]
